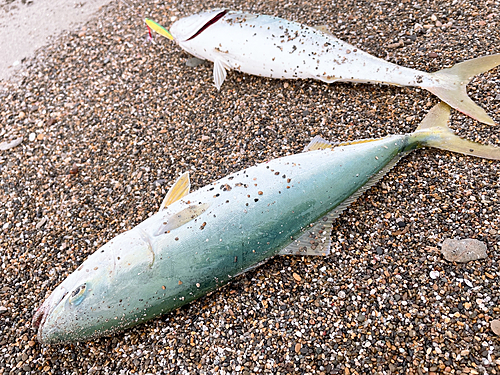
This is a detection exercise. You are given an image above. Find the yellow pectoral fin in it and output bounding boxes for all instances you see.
[145,18,174,40]
[160,172,190,210]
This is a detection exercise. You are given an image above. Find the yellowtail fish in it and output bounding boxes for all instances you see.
[33,103,500,344]
[146,10,500,125]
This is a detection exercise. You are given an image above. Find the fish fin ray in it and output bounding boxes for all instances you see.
[304,136,385,152]
[303,136,334,152]
[279,218,333,256]
[426,54,500,125]
[325,152,407,221]
[213,58,228,90]
[155,203,211,236]
[413,102,500,160]
[160,172,190,211]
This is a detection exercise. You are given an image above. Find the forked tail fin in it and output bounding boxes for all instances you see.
[425,54,500,125]
[412,102,500,160]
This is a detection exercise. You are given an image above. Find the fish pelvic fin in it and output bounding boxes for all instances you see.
[159,172,190,211]
[213,58,228,90]
[412,102,500,160]
[425,54,500,125]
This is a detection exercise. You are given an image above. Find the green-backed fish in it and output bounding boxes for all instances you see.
[145,10,500,125]
[33,103,500,344]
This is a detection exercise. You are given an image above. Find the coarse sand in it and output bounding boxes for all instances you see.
[0,0,499,374]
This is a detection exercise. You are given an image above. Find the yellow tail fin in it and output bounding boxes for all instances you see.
[425,54,500,125]
[414,102,500,160]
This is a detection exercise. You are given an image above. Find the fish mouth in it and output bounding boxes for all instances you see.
[186,9,227,41]
[32,288,68,342]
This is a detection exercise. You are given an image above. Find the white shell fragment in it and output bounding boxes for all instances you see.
[0,137,23,151]
[429,270,440,279]
[441,238,488,263]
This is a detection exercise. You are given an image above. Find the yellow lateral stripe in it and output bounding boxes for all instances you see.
[145,18,174,40]
[336,138,379,147]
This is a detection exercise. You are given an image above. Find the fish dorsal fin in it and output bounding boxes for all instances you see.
[303,136,334,152]
[279,216,333,256]
[305,136,384,152]
[312,25,334,37]
[159,172,190,211]
[213,58,228,90]
[337,138,383,147]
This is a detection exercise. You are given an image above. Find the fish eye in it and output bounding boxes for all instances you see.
[68,283,87,306]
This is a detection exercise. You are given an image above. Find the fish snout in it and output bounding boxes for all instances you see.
[32,287,68,342]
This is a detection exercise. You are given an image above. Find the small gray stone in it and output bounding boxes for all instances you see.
[441,238,487,263]
[186,57,206,67]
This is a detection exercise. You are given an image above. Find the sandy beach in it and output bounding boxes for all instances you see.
[0,0,499,374]
[0,0,112,81]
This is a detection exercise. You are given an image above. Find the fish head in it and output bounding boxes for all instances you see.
[33,227,156,344]
[170,9,228,41]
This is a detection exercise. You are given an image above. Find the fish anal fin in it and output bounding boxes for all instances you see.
[213,58,228,90]
[279,217,333,256]
[160,172,190,211]
[281,149,408,257]
[303,136,334,152]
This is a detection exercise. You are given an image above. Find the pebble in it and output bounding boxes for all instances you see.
[492,320,500,336]
[0,0,499,374]
[441,238,488,263]
[0,136,23,150]
[185,57,205,67]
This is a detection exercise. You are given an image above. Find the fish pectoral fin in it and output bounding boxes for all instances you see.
[159,172,190,211]
[312,25,334,37]
[213,58,229,90]
[279,217,334,257]
[303,136,335,152]
[155,203,211,236]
